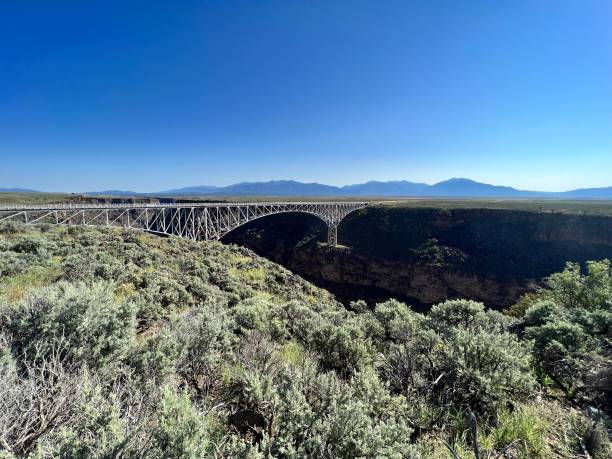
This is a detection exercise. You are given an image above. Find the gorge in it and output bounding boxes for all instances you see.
[224,204,612,310]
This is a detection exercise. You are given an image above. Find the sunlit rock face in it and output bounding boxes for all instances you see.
[223,207,612,310]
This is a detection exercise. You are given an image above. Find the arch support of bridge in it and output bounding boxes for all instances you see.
[327,224,338,246]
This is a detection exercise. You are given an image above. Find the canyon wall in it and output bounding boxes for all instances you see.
[223,206,612,310]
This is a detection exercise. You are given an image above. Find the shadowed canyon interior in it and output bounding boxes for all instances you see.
[224,205,612,310]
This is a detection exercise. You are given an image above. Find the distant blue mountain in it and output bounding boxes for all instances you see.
[219,180,340,196]
[157,180,340,196]
[426,178,545,197]
[562,186,612,199]
[341,180,430,196]
[341,178,539,197]
[157,185,221,195]
[79,179,612,199]
[0,188,40,193]
[84,190,140,196]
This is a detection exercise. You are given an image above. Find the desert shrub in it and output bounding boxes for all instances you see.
[128,329,183,391]
[526,317,594,395]
[0,251,37,278]
[372,298,417,342]
[148,386,225,459]
[10,235,50,256]
[180,275,218,304]
[522,260,611,406]
[349,299,369,313]
[174,305,235,397]
[270,364,418,458]
[430,299,515,335]
[0,340,88,457]
[384,299,534,430]
[383,326,446,432]
[139,272,192,318]
[0,234,56,280]
[54,376,152,458]
[546,260,612,311]
[308,315,375,376]
[271,300,320,340]
[429,299,493,330]
[3,282,136,371]
[228,331,283,424]
[227,345,418,457]
[233,296,276,334]
[61,251,125,282]
[0,221,24,234]
[506,292,541,318]
[443,325,534,414]
[267,299,375,375]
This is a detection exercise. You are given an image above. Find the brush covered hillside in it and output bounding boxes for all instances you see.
[0,223,610,458]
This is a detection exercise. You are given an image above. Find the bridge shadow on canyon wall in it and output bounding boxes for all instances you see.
[222,207,612,311]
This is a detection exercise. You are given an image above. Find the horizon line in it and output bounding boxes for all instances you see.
[2,176,611,195]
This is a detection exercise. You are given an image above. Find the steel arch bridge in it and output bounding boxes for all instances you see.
[0,201,368,246]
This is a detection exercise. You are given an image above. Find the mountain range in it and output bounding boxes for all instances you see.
[2,179,612,199]
[91,179,612,199]
[0,187,40,193]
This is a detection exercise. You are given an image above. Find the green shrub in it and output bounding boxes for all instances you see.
[384,299,534,428]
[149,386,224,458]
[309,316,375,376]
[11,236,50,256]
[129,329,183,391]
[372,299,417,342]
[56,379,136,458]
[272,364,418,458]
[4,282,136,370]
[522,260,611,405]
[175,305,235,397]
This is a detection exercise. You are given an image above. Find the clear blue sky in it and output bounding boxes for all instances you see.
[1,1,610,192]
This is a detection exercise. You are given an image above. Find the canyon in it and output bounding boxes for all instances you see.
[224,205,612,310]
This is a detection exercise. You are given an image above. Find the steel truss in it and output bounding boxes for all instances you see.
[0,201,368,245]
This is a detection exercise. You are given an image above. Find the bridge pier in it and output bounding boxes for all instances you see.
[327,224,338,246]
